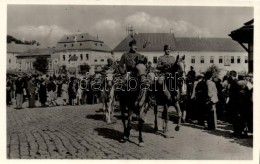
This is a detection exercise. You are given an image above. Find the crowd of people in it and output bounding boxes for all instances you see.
[6,73,102,109]
[6,42,253,139]
[181,67,253,137]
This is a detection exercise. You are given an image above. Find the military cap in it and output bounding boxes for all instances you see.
[164,44,171,51]
[129,39,137,47]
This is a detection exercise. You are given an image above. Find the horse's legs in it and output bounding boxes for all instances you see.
[107,86,115,123]
[154,105,158,131]
[173,101,182,131]
[138,118,145,146]
[126,107,133,138]
[119,101,127,139]
[162,104,169,138]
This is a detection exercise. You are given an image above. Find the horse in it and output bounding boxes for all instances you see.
[100,69,116,123]
[148,55,186,138]
[117,56,149,146]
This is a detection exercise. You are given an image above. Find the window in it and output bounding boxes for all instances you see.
[101,59,104,62]
[48,62,52,69]
[95,43,97,46]
[80,54,83,61]
[74,54,76,56]
[81,36,83,38]
[80,43,82,46]
[94,59,98,62]
[26,62,29,70]
[100,44,103,47]
[231,56,234,63]
[86,54,89,60]
[63,55,65,61]
[210,56,214,64]
[67,37,69,40]
[64,44,66,47]
[200,56,204,63]
[245,56,248,63]
[191,56,195,63]
[219,56,223,63]
[153,56,158,64]
[71,44,74,47]
[69,55,71,58]
[9,59,11,63]
[237,56,241,63]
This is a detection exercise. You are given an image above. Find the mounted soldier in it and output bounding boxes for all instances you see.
[118,39,149,146]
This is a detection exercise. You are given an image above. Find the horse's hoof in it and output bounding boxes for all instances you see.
[123,136,129,141]
[154,126,158,132]
[119,138,127,143]
[139,142,145,147]
[164,132,169,138]
[175,126,180,131]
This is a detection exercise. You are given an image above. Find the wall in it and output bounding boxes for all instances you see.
[114,51,248,77]
[7,53,17,70]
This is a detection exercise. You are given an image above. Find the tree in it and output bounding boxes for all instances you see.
[7,35,40,45]
[206,64,221,78]
[33,56,48,74]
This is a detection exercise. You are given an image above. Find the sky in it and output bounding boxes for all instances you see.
[7,5,253,49]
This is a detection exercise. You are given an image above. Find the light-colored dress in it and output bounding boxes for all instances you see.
[61,83,69,101]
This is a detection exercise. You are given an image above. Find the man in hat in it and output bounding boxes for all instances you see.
[205,71,218,130]
[156,44,176,100]
[118,39,143,76]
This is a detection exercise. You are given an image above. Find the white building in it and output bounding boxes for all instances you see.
[55,33,112,75]
[7,42,33,70]
[16,47,55,74]
[113,33,247,76]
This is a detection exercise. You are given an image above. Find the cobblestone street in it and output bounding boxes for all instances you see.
[6,102,253,159]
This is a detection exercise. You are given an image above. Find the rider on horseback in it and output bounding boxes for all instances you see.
[118,39,148,145]
[156,44,176,101]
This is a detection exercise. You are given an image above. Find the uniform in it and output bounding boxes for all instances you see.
[157,55,175,73]
[118,52,143,75]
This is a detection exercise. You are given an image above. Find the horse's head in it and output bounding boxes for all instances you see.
[135,55,147,78]
[172,54,186,79]
[105,72,114,88]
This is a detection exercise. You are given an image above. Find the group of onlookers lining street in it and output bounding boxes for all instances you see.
[7,65,253,138]
[182,67,253,138]
[6,74,100,109]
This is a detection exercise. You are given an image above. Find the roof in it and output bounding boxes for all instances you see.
[55,33,111,52]
[114,33,176,52]
[113,33,245,52]
[175,37,245,52]
[58,33,101,43]
[18,47,55,57]
[229,19,253,43]
[7,43,34,53]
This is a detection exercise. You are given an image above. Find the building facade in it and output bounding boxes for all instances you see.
[113,33,247,77]
[55,33,112,75]
[16,47,55,74]
[7,42,34,70]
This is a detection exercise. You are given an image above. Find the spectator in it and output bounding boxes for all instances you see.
[61,80,69,105]
[205,71,218,130]
[15,75,24,109]
[6,76,13,106]
[38,78,47,107]
[195,74,208,126]
[47,77,58,106]
[27,76,36,108]
[68,77,75,105]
